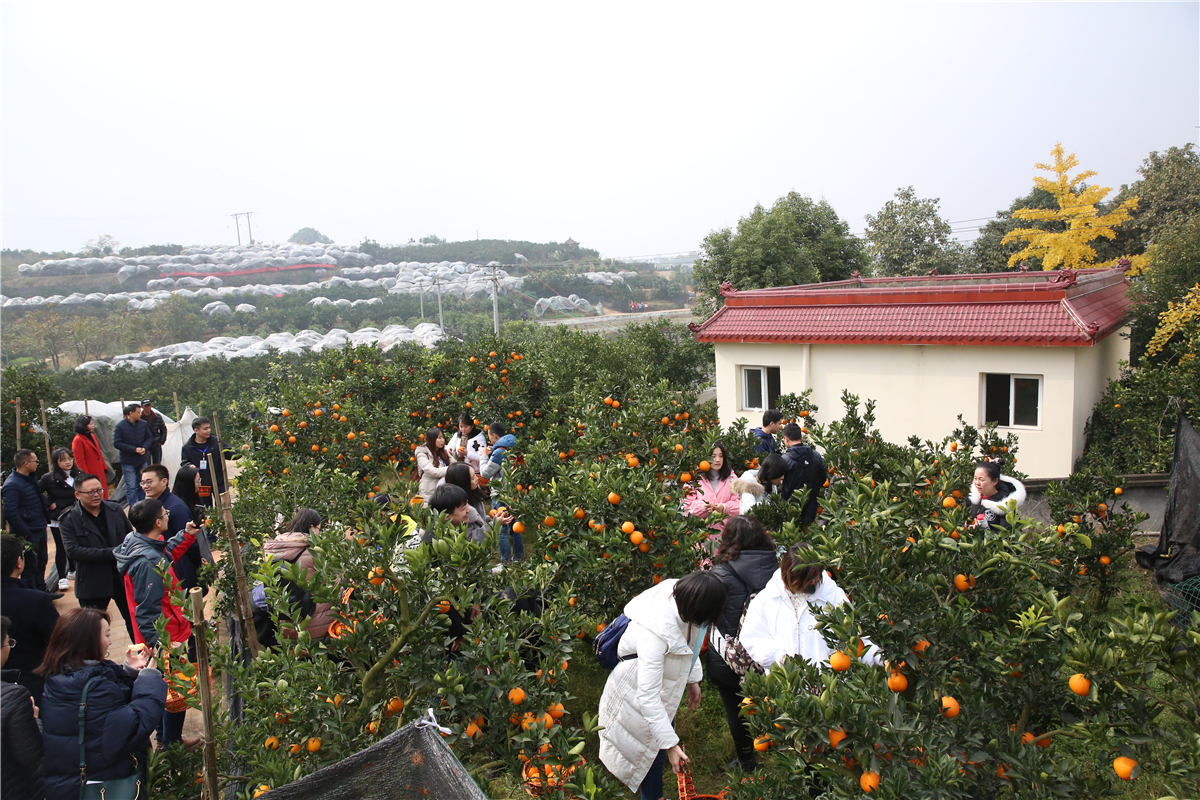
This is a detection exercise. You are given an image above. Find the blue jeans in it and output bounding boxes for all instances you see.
[158,708,185,747]
[639,748,668,800]
[121,462,145,507]
[493,499,522,561]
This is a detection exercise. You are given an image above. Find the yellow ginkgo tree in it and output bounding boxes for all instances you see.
[1003,143,1146,271]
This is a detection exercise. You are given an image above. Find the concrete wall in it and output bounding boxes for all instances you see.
[712,335,1127,480]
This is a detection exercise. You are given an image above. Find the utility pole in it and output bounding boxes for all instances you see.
[419,287,424,319]
[230,212,255,245]
[435,278,444,331]
[489,266,499,335]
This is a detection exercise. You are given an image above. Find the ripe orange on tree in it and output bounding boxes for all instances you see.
[306,737,321,753]
[508,687,526,705]
[630,531,644,546]
[860,769,880,792]
[942,696,960,718]
[1113,756,1137,780]
[368,567,385,586]
[698,460,710,472]
[608,492,621,504]
[954,573,976,592]
[828,727,848,748]
[543,515,556,527]
[385,696,404,716]
[512,521,526,534]
[265,735,280,750]
[753,735,772,752]
[1069,673,1091,696]
[830,651,852,671]
[887,670,908,692]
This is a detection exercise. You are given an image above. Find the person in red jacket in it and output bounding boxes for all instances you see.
[114,498,197,748]
[70,415,109,501]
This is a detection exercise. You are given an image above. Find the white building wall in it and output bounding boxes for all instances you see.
[712,337,1127,479]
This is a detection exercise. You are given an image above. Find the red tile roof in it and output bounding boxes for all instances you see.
[690,268,1131,347]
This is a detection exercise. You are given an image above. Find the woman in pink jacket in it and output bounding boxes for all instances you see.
[681,441,741,541]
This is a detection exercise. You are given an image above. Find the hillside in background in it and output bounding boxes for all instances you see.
[359,237,601,266]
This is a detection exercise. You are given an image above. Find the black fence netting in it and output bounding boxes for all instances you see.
[257,718,490,800]
[1137,414,1200,624]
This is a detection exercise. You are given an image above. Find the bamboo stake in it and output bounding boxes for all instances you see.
[209,412,259,657]
[39,400,51,468]
[173,391,180,421]
[14,397,21,450]
[189,588,221,800]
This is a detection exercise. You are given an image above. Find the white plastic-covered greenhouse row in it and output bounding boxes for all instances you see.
[73,323,446,372]
[16,242,372,278]
[2,262,528,311]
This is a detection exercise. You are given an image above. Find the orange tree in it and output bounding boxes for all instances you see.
[193,327,1180,799]
[725,396,1162,799]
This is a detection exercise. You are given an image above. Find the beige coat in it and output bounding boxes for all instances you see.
[414,445,451,501]
[598,579,705,792]
[262,531,335,639]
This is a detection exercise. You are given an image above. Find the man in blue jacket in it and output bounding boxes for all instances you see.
[480,423,520,563]
[750,410,783,456]
[1,450,50,590]
[112,404,153,507]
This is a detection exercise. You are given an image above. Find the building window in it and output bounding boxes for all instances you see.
[983,373,1041,428]
[741,366,781,412]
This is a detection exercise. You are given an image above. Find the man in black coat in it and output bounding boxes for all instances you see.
[59,473,135,639]
[779,423,827,526]
[1,615,44,800]
[112,403,153,507]
[1,449,50,589]
[0,534,59,705]
[180,416,231,507]
[140,398,168,466]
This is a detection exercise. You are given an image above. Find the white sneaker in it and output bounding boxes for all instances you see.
[57,578,69,591]
[490,564,505,574]
[68,571,76,579]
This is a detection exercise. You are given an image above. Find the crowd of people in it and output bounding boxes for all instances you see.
[0,399,1029,800]
[0,407,230,797]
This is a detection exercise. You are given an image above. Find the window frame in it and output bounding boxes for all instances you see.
[981,372,1043,430]
[739,365,780,413]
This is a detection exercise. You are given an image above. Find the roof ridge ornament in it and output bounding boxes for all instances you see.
[850,270,862,280]
[1051,268,1078,286]
[687,321,703,333]
[926,266,939,277]
[718,281,738,297]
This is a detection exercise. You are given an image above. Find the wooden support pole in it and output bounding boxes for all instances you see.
[209,412,259,657]
[173,391,181,421]
[14,397,21,450]
[39,400,52,468]
[189,588,221,800]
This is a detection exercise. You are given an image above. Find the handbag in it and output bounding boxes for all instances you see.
[711,567,764,677]
[78,677,143,800]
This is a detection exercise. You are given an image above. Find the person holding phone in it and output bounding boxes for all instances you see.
[447,412,487,473]
[114,499,198,748]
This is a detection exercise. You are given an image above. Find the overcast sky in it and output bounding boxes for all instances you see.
[3,2,1196,260]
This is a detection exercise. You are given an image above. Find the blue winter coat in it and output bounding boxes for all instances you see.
[479,434,517,483]
[39,661,166,800]
[1,470,49,540]
[111,419,153,467]
[750,427,777,456]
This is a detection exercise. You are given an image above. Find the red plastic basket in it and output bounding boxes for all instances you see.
[676,763,729,800]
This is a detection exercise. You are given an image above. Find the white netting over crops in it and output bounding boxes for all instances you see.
[4,261,526,310]
[533,295,604,317]
[76,323,446,370]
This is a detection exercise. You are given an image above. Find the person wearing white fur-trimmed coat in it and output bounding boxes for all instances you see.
[967,460,1026,530]
[598,572,726,800]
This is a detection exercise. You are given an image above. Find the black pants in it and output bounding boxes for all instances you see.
[48,524,75,579]
[705,650,756,766]
[20,528,48,591]
[79,573,134,641]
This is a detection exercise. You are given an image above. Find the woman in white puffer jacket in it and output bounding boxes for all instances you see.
[598,571,726,800]
[741,544,882,672]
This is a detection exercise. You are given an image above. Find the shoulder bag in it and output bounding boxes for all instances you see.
[78,676,144,800]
